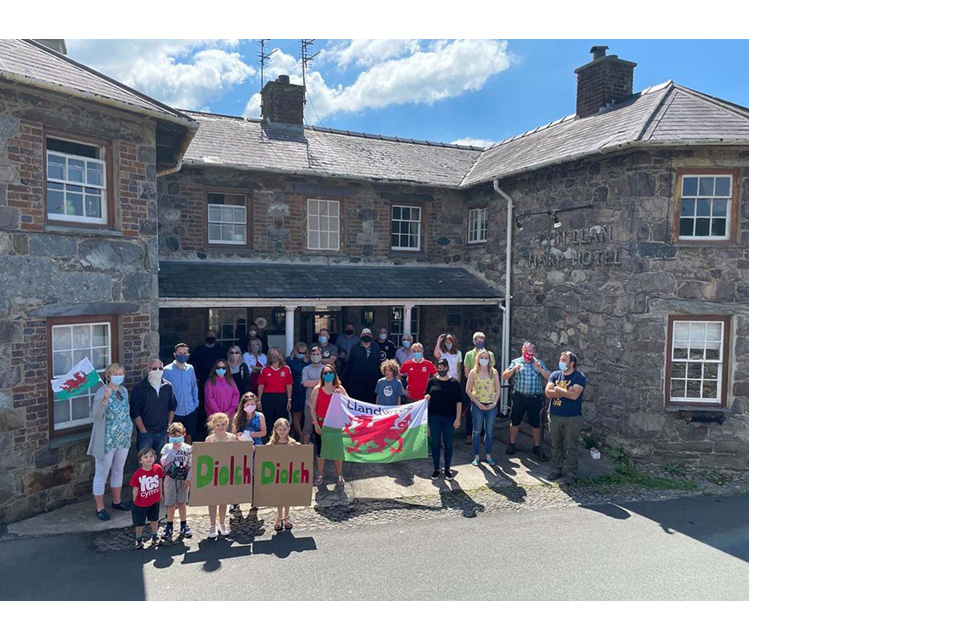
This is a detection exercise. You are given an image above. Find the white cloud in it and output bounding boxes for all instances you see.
[329,39,421,68]
[451,137,496,148]
[66,39,254,111]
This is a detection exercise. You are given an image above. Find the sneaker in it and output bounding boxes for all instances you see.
[207,527,217,540]
[485,456,496,466]
[134,538,144,549]
[506,443,516,455]
[221,522,231,536]
[547,471,562,481]
[151,533,160,546]
[162,522,174,540]
[96,509,111,521]
[111,501,132,511]
[471,458,480,466]
[533,446,546,460]
[229,504,240,513]
[444,469,453,479]
[431,469,441,480]
[180,523,193,539]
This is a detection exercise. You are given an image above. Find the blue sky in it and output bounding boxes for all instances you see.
[66,39,748,147]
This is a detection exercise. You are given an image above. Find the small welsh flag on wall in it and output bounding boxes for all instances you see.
[50,357,101,400]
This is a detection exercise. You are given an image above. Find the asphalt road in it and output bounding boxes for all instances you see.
[0,494,747,600]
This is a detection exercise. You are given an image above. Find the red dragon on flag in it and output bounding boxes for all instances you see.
[343,412,413,455]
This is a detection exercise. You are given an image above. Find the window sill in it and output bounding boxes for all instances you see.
[45,224,123,237]
[664,405,730,413]
[49,429,92,449]
[673,241,742,249]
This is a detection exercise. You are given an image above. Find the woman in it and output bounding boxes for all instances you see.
[286,341,309,441]
[87,363,134,520]
[423,359,461,479]
[433,333,463,381]
[300,344,326,443]
[257,347,292,442]
[395,333,415,366]
[226,345,250,392]
[243,337,267,393]
[204,357,239,418]
[466,349,501,466]
[308,364,349,488]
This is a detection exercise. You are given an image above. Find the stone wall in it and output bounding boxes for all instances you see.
[460,147,749,468]
[0,84,160,523]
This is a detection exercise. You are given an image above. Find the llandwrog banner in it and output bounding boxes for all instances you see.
[50,357,101,401]
[320,394,429,463]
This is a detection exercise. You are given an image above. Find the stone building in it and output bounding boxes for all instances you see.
[0,40,748,524]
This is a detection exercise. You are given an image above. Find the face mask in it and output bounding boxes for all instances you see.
[475,341,484,349]
[148,370,163,384]
[379,333,387,341]
[269,356,279,364]
[402,340,411,348]
[249,330,257,337]
[322,373,335,383]
[169,436,184,445]
[437,368,449,376]
[205,337,216,346]
[244,404,256,414]
[310,354,322,363]
[361,336,372,344]
[215,368,227,376]
[345,329,354,336]
[445,342,453,350]
[296,353,306,360]
[413,353,423,361]
[522,352,534,362]
[558,361,569,372]
[175,354,189,363]
[319,336,328,345]
[479,358,489,367]
[110,375,124,386]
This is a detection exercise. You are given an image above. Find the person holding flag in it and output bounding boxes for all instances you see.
[308,364,349,488]
[86,363,134,521]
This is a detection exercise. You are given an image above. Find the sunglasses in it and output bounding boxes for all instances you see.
[149,366,163,371]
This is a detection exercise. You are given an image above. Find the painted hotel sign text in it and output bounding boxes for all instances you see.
[526,224,621,269]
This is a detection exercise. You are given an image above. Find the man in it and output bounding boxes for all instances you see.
[189,328,226,424]
[463,332,495,445]
[316,328,338,367]
[545,351,587,482]
[163,343,200,443]
[335,321,360,374]
[343,328,381,403]
[238,322,262,354]
[130,358,177,457]
[501,341,550,459]
[375,327,397,363]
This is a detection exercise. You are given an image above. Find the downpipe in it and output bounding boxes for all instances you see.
[493,178,513,417]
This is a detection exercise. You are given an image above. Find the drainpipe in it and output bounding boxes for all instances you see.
[493,178,513,416]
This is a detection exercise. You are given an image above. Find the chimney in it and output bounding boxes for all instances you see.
[574,45,637,118]
[260,74,306,127]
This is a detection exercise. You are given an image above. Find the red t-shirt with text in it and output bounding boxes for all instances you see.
[130,463,163,507]
[400,360,437,400]
[259,365,292,394]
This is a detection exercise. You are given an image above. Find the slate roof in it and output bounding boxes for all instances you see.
[159,261,503,300]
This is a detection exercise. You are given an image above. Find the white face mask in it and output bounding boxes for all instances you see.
[478,358,489,367]
[147,370,163,384]
[244,404,256,414]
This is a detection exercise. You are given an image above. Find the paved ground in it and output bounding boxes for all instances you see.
[0,493,748,600]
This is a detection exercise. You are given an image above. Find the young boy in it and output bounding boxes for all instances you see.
[376,359,407,406]
[130,448,164,549]
[159,423,192,540]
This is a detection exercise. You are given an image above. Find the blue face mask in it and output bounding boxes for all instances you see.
[475,341,484,350]
[319,336,329,345]
[175,354,189,363]
[169,436,184,445]
[412,352,423,361]
[110,375,125,386]
[322,373,335,383]
[296,353,306,360]
[558,361,568,372]
[402,340,411,348]
[215,368,227,376]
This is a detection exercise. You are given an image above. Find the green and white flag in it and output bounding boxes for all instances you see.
[50,357,101,401]
[319,394,429,463]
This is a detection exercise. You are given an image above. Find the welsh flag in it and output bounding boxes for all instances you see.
[50,357,101,401]
[320,394,429,463]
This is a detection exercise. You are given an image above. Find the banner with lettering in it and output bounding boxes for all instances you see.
[319,395,429,463]
[252,444,314,507]
[188,441,255,506]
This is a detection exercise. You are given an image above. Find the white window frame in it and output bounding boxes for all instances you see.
[468,207,488,244]
[391,205,422,251]
[207,193,248,245]
[45,141,107,225]
[678,174,733,241]
[389,306,419,345]
[668,319,726,405]
[307,199,341,251]
[209,308,247,347]
[50,321,111,431]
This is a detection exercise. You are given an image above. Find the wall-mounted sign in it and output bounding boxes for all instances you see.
[525,224,622,269]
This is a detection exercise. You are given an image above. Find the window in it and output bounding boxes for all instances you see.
[46,137,108,225]
[49,318,116,433]
[207,192,248,245]
[675,169,739,241]
[307,199,340,250]
[390,306,419,344]
[468,207,488,244]
[209,308,247,346]
[391,205,421,251]
[666,316,730,406]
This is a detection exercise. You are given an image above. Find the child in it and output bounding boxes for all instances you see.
[267,418,299,531]
[233,391,267,445]
[204,412,238,539]
[399,343,436,402]
[129,447,164,549]
[375,359,407,406]
[159,423,192,540]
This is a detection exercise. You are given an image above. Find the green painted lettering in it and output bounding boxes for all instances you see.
[196,455,214,488]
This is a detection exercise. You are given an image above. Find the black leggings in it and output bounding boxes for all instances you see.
[260,392,289,441]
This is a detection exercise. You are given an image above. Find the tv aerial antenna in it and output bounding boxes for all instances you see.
[258,39,280,90]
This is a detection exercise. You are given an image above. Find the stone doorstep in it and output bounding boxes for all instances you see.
[3,422,614,540]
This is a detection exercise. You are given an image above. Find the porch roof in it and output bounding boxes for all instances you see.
[158,261,503,306]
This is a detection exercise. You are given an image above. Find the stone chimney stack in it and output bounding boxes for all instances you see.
[575,45,637,118]
[260,74,306,127]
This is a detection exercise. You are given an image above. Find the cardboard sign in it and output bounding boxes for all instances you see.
[188,441,255,506]
[252,444,314,507]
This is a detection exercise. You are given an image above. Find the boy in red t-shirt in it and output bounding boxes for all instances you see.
[130,447,164,549]
[399,343,437,401]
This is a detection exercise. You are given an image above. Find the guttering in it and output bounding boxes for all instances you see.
[159,297,503,308]
[493,177,514,416]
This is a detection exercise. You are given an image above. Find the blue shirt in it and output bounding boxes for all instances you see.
[548,369,586,417]
[508,357,548,395]
[162,362,199,416]
[375,377,405,406]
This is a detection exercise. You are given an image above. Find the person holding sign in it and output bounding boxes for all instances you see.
[203,412,238,538]
[308,364,349,488]
[267,418,299,531]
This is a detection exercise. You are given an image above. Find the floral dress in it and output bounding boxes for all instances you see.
[103,387,133,453]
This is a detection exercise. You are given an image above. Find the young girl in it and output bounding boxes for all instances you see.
[375,359,407,406]
[129,447,164,549]
[466,349,501,466]
[399,343,436,402]
[307,364,349,488]
[204,412,238,539]
[433,333,463,381]
[267,418,299,531]
[233,391,267,445]
[159,423,192,540]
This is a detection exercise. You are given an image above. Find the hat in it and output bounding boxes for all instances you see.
[360,328,373,336]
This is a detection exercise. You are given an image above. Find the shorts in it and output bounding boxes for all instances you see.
[163,477,190,506]
[510,393,544,429]
[132,501,161,527]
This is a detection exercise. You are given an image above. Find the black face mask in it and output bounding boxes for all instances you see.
[361,336,372,344]
[345,329,354,335]
[437,368,449,376]
[205,337,216,346]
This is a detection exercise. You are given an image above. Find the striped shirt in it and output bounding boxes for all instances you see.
[508,357,547,395]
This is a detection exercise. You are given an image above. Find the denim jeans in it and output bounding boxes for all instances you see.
[137,430,167,459]
[471,405,496,456]
[428,414,455,471]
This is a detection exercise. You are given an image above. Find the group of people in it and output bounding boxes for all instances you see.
[86,325,588,544]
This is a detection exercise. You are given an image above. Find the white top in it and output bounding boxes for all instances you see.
[243,352,267,369]
[439,350,463,380]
